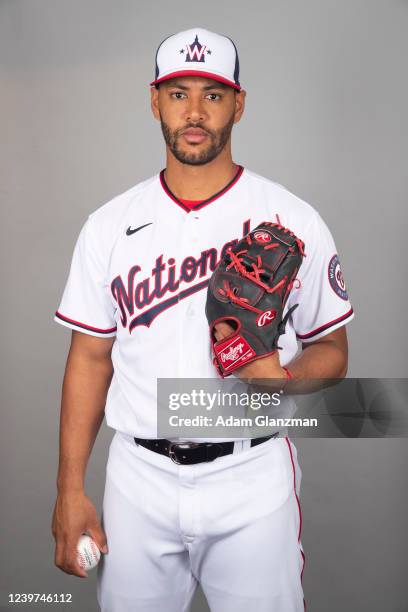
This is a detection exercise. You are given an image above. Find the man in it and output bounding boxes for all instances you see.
[52,27,354,612]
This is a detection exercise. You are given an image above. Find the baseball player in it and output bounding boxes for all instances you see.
[52,28,354,612]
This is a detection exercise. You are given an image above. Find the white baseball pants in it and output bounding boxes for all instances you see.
[97,431,305,612]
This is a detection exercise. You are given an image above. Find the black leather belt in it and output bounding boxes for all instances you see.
[133,434,278,465]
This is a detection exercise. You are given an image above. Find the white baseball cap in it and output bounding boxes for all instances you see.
[150,27,241,91]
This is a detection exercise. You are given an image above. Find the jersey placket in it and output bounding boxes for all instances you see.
[178,211,201,378]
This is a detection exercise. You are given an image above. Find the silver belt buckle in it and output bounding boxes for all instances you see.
[168,442,201,464]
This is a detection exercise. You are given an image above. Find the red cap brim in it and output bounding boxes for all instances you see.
[150,70,241,91]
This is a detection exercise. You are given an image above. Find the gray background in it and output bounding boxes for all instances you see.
[1,0,407,610]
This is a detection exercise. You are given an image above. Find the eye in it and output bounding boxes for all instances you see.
[171,92,186,99]
[205,93,221,101]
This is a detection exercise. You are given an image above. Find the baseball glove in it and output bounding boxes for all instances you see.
[205,222,305,377]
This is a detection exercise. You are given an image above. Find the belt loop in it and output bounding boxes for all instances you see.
[233,440,244,454]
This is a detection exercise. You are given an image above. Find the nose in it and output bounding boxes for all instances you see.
[185,95,207,124]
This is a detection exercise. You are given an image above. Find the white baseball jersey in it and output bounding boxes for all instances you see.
[54,166,354,439]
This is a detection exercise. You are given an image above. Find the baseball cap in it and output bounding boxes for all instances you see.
[150,27,241,91]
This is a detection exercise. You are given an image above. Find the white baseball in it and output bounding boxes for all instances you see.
[76,534,101,571]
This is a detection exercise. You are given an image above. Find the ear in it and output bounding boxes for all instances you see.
[234,89,246,124]
[150,86,160,121]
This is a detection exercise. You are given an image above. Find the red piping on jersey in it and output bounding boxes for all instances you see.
[160,165,244,213]
[285,437,306,609]
[296,307,354,340]
[150,70,241,91]
[55,311,117,334]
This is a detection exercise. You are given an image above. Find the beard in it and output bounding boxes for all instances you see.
[160,113,235,166]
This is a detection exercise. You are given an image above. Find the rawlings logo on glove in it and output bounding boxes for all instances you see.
[205,222,305,377]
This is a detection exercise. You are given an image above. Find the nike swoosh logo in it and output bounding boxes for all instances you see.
[126,222,152,236]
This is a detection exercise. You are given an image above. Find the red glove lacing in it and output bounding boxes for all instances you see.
[216,224,304,313]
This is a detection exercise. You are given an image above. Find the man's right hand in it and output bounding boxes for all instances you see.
[51,490,108,578]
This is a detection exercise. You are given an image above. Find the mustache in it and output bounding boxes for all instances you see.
[176,125,214,138]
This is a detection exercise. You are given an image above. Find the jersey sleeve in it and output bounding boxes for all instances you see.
[286,211,354,342]
[54,217,117,337]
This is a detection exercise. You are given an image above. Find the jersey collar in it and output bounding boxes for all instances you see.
[159,165,244,213]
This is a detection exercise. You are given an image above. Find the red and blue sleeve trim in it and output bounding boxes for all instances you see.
[296,307,354,340]
[55,311,117,334]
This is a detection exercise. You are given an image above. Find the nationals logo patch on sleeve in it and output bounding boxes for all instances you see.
[328,254,348,300]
